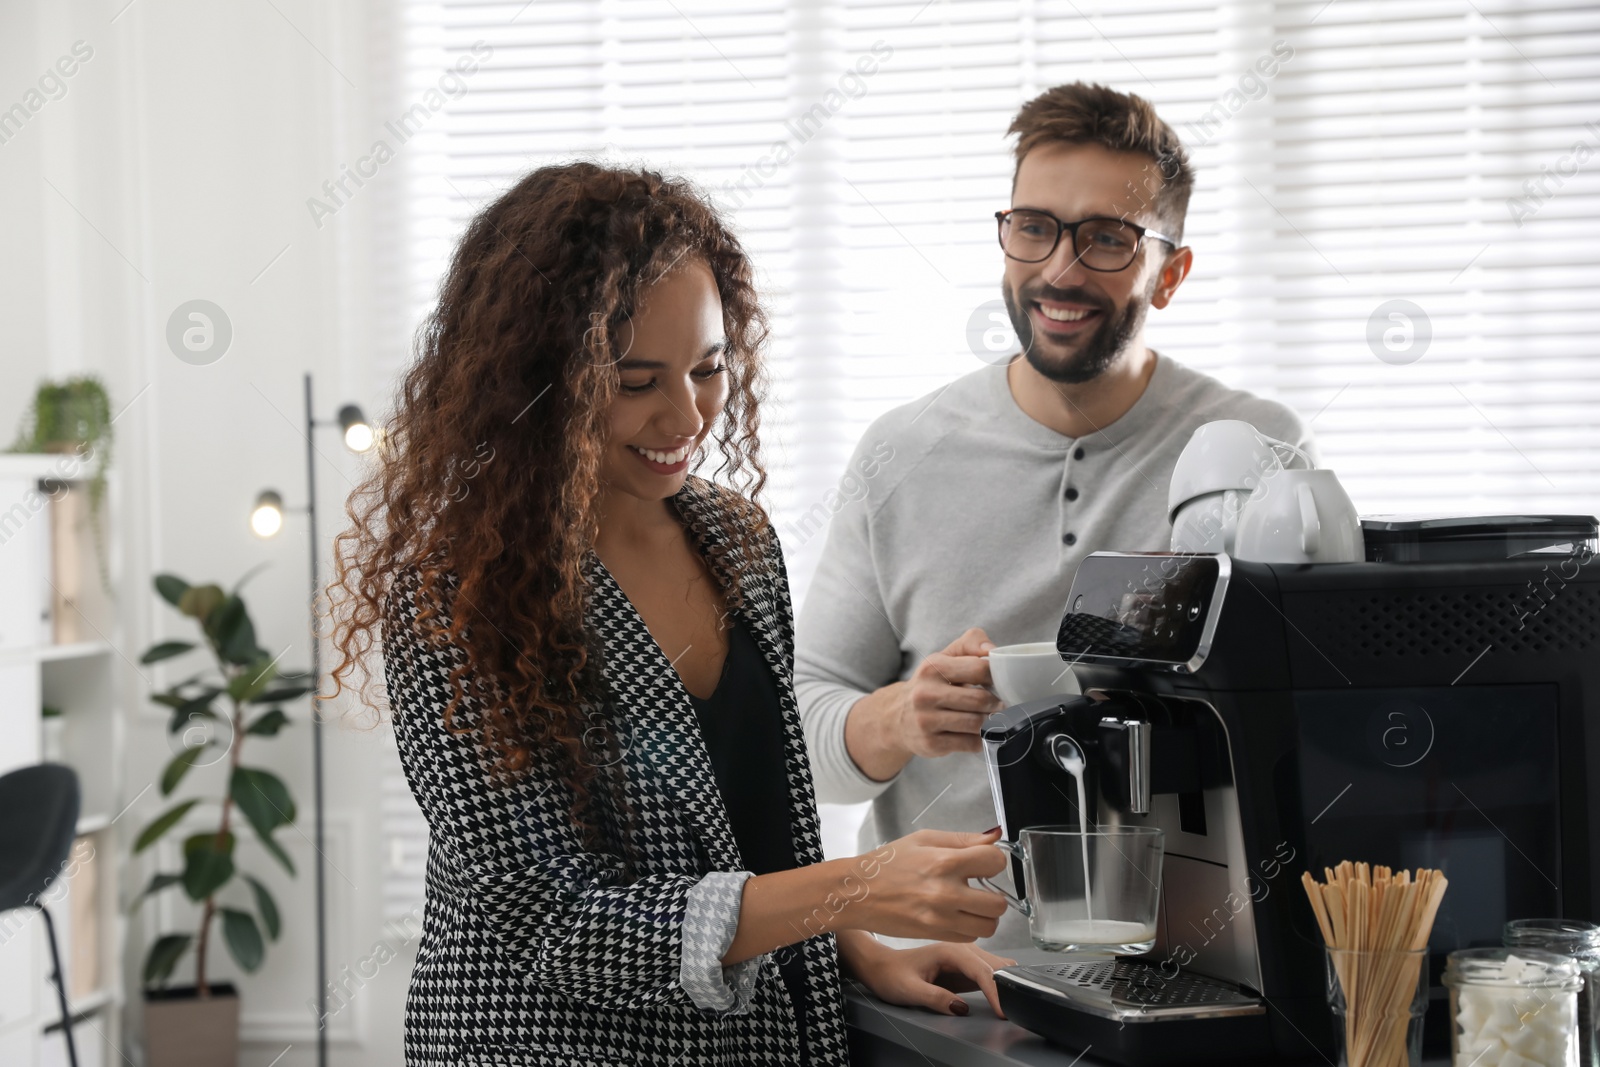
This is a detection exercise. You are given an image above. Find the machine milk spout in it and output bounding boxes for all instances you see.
[983,533,1600,1066]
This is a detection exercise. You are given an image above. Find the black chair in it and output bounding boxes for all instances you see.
[0,763,82,1067]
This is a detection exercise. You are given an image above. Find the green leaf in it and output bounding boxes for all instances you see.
[231,767,295,838]
[140,640,196,665]
[182,686,224,709]
[202,589,237,631]
[257,830,295,876]
[154,574,191,609]
[155,681,221,711]
[243,874,281,940]
[183,831,233,863]
[160,747,205,796]
[168,709,220,740]
[246,708,290,737]
[249,684,310,705]
[221,908,265,972]
[178,583,226,622]
[210,596,260,666]
[134,799,198,853]
[131,872,184,911]
[143,933,192,987]
[183,830,231,856]
[181,831,235,901]
[227,657,278,703]
[165,687,225,735]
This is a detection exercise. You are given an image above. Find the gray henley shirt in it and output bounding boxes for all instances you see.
[793,353,1317,949]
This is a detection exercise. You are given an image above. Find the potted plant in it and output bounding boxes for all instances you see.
[132,568,309,1067]
[6,375,115,593]
[41,703,65,763]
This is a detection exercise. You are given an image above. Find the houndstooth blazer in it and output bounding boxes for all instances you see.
[383,475,852,1066]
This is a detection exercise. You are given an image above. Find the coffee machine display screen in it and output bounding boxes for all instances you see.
[1057,554,1222,667]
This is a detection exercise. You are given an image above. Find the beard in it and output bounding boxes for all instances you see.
[1002,278,1153,385]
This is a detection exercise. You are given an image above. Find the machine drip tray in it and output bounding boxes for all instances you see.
[999,959,1264,1021]
[997,960,1285,1066]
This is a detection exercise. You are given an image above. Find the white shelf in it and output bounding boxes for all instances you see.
[0,455,77,479]
[0,454,115,488]
[0,458,126,1065]
[43,988,115,1032]
[36,642,112,664]
[74,813,110,836]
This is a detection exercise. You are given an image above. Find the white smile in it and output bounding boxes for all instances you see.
[1037,305,1096,322]
[629,443,692,464]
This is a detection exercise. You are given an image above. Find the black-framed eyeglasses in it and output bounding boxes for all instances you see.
[995,208,1177,271]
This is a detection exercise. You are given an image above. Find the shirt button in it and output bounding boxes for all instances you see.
[1073,447,1086,460]
[1063,533,1077,546]
[1065,487,1079,501]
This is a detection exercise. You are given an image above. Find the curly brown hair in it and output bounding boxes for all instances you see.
[325,160,773,821]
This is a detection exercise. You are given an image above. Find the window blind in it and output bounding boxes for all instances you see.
[375,0,1600,906]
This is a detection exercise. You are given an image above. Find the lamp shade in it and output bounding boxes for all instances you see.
[251,490,284,538]
[338,404,373,453]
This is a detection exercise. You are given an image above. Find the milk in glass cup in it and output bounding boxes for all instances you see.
[977,825,1163,953]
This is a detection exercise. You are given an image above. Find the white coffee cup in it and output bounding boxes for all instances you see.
[1171,488,1253,554]
[1167,420,1285,521]
[987,642,1081,707]
[1169,421,1312,554]
[1234,468,1365,564]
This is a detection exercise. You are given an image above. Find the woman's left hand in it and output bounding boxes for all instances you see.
[838,932,1017,1018]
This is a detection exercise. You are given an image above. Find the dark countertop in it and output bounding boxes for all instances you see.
[844,956,1454,1067]
[846,981,1105,1067]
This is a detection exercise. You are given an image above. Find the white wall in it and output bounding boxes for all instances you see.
[1,1,412,1063]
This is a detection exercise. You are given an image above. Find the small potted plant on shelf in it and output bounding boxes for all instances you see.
[132,568,309,1067]
[41,704,65,763]
[6,375,115,594]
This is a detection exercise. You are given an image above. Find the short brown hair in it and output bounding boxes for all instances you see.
[1008,82,1194,244]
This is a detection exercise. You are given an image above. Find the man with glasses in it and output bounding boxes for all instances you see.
[795,82,1316,948]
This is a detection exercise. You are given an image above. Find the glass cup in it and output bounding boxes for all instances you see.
[977,825,1163,953]
[1325,946,1429,1067]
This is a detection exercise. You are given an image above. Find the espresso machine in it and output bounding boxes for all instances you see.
[984,517,1600,1065]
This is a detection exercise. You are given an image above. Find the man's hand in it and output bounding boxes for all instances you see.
[844,627,1002,781]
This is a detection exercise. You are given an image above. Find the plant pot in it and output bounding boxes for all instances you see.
[42,717,65,762]
[144,983,240,1067]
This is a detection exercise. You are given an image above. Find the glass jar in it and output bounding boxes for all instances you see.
[1444,947,1582,1067]
[1506,918,1600,1067]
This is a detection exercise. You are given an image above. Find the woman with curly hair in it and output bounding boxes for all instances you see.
[327,160,1014,1066]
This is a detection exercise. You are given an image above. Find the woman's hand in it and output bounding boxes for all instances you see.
[850,828,1010,942]
[721,828,1008,965]
[837,930,1017,1018]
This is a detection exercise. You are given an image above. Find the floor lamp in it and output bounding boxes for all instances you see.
[250,373,372,1067]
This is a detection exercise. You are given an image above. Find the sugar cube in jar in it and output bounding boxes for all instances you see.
[1445,948,1583,1067]
[1505,918,1600,1067]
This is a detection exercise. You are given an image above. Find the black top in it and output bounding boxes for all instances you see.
[685,614,811,1062]
[1360,513,1599,563]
